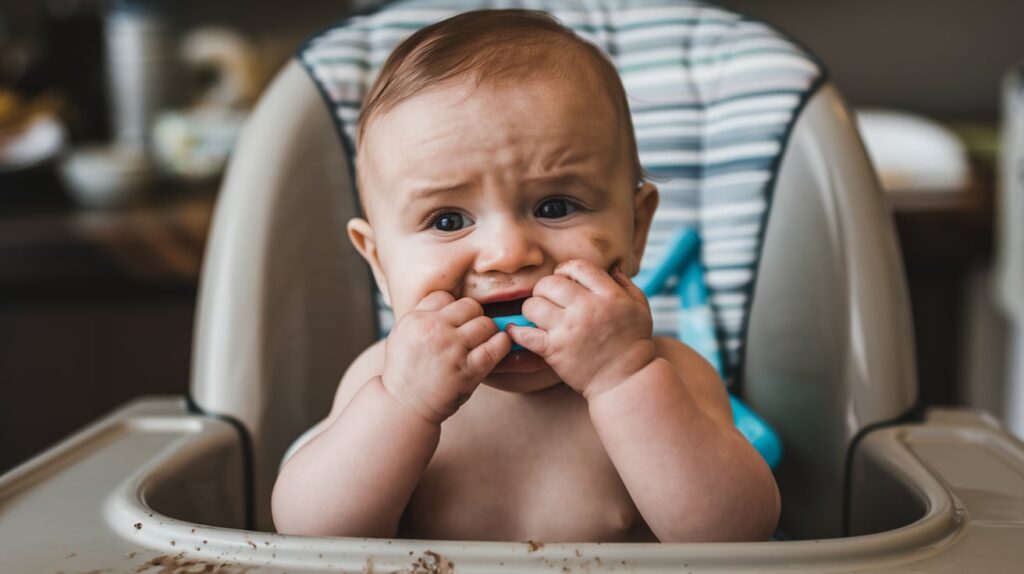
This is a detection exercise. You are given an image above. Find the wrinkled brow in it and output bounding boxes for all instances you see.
[398,181,474,218]
[522,173,607,196]
[404,181,475,203]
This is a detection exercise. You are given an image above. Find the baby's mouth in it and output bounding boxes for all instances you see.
[482,297,528,318]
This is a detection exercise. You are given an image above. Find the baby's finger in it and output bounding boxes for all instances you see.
[457,315,499,347]
[521,296,562,328]
[466,330,512,376]
[506,324,549,357]
[416,290,456,312]
[554,259,618,294]
[440,297,484,325]
[532,274,583,308]
[613,265,648,302]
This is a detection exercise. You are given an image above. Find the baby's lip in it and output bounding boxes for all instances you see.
[477,289,533,318]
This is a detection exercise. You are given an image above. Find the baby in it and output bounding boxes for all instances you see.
[272,9,779,543]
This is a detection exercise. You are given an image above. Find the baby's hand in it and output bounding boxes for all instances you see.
[508,260,657,400]
[382,291,511,424]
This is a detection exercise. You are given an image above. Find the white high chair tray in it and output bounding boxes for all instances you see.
[3,397,1024,573]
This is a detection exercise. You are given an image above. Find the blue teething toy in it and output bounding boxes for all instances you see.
[492,314,534,351]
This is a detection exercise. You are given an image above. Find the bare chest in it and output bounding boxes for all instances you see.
[398,386,655,542]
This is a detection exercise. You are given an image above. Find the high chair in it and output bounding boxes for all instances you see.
[3,1,1024,572]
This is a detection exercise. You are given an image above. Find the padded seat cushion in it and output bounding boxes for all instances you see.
[298,0,824,381]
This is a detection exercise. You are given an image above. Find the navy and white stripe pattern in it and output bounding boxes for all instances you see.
[299,0,823,381]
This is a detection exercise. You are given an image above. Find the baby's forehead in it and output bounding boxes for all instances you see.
[365,79,623,164]
[355,29,640,212]
[358,62,626,161]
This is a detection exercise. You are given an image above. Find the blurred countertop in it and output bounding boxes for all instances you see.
[0,172,215,297]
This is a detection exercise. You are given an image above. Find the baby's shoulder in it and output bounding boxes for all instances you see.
[651,336,712,372]
[651,336,733,425]
[322,339,386,421]
[287,340,386,454]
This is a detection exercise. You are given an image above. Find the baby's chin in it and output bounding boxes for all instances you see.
[484,350,562,393]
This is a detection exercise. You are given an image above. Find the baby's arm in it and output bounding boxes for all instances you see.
[271,340,438,537]
[588,338,780,542]
[272,292,510,537]
[508,260,778,541]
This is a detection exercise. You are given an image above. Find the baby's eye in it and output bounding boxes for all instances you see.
[535,198,577,219]
[431,212,473,232]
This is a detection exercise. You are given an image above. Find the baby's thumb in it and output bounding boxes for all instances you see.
[467,330,512,377]
[506,324,548,356]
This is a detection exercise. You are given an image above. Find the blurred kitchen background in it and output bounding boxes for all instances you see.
[2,0,1024,473]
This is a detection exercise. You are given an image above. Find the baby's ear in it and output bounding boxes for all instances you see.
[630,182,659,276]
[346,217,392,306]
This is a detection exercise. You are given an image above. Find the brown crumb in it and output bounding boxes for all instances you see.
[246,541,257,550]
[408,550,454,574]
[135,553,256,574]
[134,523,143,530]
[526,540,544,552]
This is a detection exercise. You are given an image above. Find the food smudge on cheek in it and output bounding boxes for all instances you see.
[589,234,611,255]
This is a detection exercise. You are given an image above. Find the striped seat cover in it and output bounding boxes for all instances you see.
[299,0,824,382]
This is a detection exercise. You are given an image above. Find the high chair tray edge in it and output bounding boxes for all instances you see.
[2,397,1024,573]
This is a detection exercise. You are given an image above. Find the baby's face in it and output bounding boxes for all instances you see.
[350,74,657,392]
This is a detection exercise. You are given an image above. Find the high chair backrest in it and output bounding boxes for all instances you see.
[191,0,917,537]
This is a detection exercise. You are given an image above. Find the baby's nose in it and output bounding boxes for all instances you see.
[473,219,544,274]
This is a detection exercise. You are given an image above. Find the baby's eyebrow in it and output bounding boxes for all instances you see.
[523,173,606,196]
[404,181,473,203]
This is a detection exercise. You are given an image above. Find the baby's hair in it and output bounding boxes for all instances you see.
[356,9,644,198]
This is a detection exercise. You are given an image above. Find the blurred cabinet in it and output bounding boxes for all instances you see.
[889,177,994,407]
[0,185,212,472]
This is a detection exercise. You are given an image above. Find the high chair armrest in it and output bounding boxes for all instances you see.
[0,397,247,572]
[851,407,1024,538]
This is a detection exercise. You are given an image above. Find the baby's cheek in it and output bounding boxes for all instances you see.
[589,233,612,256]
[557,231,630,273]
[396,265,462,315]
[388,270,433,317]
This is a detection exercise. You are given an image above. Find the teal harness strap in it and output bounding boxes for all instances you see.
[636,229,783,469]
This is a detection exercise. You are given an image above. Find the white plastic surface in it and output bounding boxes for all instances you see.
[4,399,1024,572]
